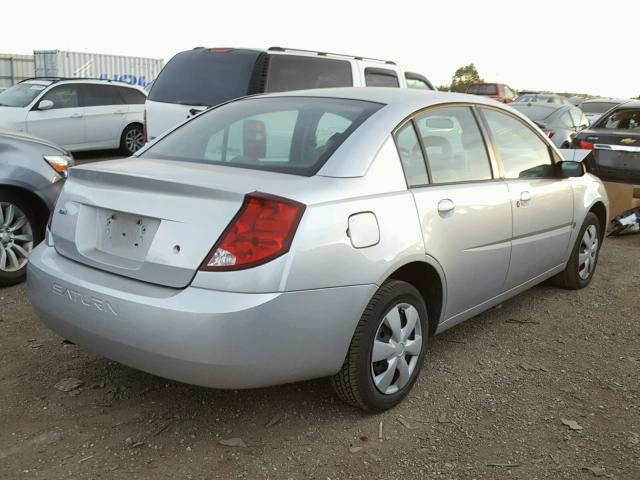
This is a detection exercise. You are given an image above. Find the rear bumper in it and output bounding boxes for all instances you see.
[27,245,376,389]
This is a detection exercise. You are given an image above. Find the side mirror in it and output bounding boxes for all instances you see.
[555,160,584,178]
[242,119,266,159]
[37,99,54,110]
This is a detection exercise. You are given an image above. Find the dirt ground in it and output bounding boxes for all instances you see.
[1,236,638,480]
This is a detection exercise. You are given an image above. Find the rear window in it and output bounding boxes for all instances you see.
[119,87,146,104]
[510,104,557,122]
[265,55,353,92]
[581,102,619,114]
[467,84,498,95]
[140,96,382,176]
[148,49,262,106]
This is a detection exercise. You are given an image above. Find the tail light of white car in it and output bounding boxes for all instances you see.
[201,193,306,271]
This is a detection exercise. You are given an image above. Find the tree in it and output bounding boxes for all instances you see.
[449,63,483,93]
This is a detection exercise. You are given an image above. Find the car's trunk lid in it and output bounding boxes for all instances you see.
[50,159,288,288]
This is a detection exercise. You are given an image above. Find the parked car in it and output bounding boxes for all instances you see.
[466,83,517,103]
[510,102,590,148]
[0,130,73,286]
[28,88,608,412]
[514,93,571,105]
[569,96,588,107]
[572,100,640,184]
[0,78,147,155]
[146,46,432,140]
[580,98,627,125]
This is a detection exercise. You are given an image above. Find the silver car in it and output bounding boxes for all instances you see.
[1,130,73,286]
[510,103,590,148]
[28,89,608,411]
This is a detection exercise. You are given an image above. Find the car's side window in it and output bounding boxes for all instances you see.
[265,55,353,92]
[364,68,400,88]
[482,108,554,179]
[394,123,429,187]
[559,111,573,129]
[83,85,124,107]
[40,85,80,109]
[414,106,493,184]
[119,87,146,104]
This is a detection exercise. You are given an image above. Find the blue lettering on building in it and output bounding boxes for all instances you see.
[99,73,147,86]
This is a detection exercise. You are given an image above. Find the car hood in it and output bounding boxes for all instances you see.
[0,129,67,154]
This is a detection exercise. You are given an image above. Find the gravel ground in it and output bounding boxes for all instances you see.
[0,236,638,479]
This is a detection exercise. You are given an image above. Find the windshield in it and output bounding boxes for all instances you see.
[467,84,497,95]
[148,48,262,106]
[581,101,619,114]
[515,95,562,104]
[0,82,49,107]
[511,104,556,122]
[140,96,383,176]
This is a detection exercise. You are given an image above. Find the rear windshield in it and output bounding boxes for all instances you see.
[140,96,383,176]
[148,49,262,106]
[0,82,50,107]
[511,104,556,122]
[595,108,640,130]
[467,84,497,95]
[581,101,619,114]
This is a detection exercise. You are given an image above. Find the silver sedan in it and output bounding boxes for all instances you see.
[28,88,608,411]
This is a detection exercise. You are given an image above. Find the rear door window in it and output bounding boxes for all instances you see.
[142,96,382,176]
[364,68,400,87]
[414,106,493,183]
[82,84,124,106]
[148,49,262,106]
[394,123,429,187]
[265,55,353,92]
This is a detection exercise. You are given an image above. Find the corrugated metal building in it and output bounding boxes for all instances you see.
[0,53,35,90]
[34,50,164,87]
[0,50,164,90]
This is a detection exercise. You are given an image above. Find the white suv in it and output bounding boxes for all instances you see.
[146,46,434,140]
[0,78,147,155]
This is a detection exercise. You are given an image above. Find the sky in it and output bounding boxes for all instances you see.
[2,0,638,98]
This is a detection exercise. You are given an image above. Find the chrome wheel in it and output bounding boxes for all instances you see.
[0,202,33,272]
[125,127,145,153]
[371,303,422,395]
[578,224,598,280]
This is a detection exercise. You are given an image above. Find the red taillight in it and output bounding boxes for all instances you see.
[579,139,595,150]
[201,193,306,271]
[143,109,148,143]
[546,131,556,139]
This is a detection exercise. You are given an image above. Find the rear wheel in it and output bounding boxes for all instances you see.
[553,212,601,289]
[0,192,44,287]
[331,280,428,412]
[120,124,145,156]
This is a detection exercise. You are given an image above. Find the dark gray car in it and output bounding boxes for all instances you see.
[0,130,73,286]
[510,103,590,148]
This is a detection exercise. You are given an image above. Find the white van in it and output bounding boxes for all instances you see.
[145,47,434,140]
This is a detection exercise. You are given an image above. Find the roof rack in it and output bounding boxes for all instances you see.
[18,77,132,84]
[268,47,396,65]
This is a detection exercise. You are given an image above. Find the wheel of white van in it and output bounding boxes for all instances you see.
[553,212,601,290]
[0,192,43,287]
[120,124,145,156]
[331,280,428,412]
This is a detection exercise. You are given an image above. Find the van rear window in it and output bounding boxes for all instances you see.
[140,96,382,176]
[148,49,262,107]
[468,84,498,95]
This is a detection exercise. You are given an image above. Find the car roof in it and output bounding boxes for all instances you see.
[582,97,628,104]
[615,100,640,109]
[20,78,145,90]
[511,102,568,113]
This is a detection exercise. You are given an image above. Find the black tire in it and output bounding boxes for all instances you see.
[553,212,601,290]
[0,191,45,287]
[119,124,145,156]
[331,280,429,412]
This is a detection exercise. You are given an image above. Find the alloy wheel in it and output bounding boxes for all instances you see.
[125,128,145,153]
[371,303,423,395]
[0,202,34,272]
[578,224,598,280]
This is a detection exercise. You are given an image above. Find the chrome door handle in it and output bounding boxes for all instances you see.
[437,198,455,214]
[520,191,532,202]
[70,113,83,118]
[114,109,125,114]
